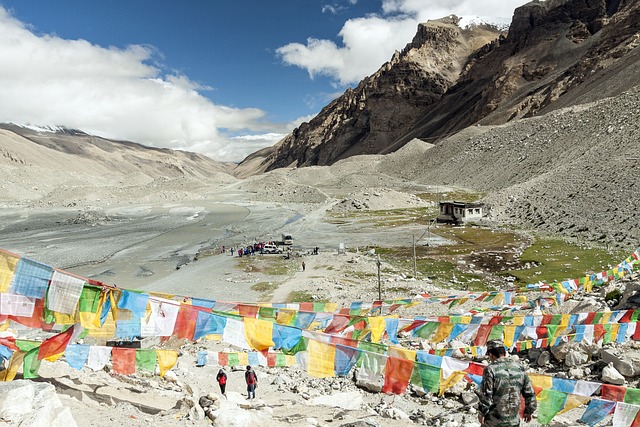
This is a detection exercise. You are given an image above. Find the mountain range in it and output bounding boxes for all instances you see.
[1,0,639,249]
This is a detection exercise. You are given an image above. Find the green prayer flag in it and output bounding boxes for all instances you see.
[282,337,308,355]
[487,325,504,342]
[312,302,325,312]
[546,325,558,344]
[22,347,42,379]
[602,324,614,344]
[136,349,156,372]
[411,362,440,393]
[357,341,387,355]
[414,322,439,339]
[631,310,640,322]
[79,286,102,313]
[276,353,286,366]
[624,387,640,405]
[227,353,240,367]
[258,307,277,321]
[592,312,604,324]
[15,340,40,352]
[537,389,567,425]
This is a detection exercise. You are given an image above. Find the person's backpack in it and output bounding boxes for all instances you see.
[217,373,227,385]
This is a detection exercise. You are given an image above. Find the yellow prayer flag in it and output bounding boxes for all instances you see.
[45,352,65,362]
[492,293,504,305]
[243,317,274,351]
[513,315,525,326]
[285,355,296,366]
[460,316,472,324]
[53,311,76,325]
[504,325,517,348]
[367,317,386,343]
[157,350,178,377]
[600,312,612,324]
[237,352,249,366]
[431,323,455,343]
[439,370,465,396]
[388,346,416,360]
[149,292,175,300]
[0,322,9,332]
[307,339,335,378]
[324,303,338,313]
[529,373,553,391]
[0,351,25,382]
[557,394,589,415]
[276,310,295,325]
[0,251,19,293]
[88,311,116,339]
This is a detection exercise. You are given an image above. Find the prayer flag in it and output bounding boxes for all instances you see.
[136,349,156,372]
[580,399,616,427]
[0,251,19,293]
[38,325,76,360]
[117,290,149,318]
[11,258,53,299]
[307,339,335,378]
[382,356,413,395]
[65,344,90,370]
[47,271,85,315]
[537,389,568,425]
[243,317,274,351]
[112,347,136,375]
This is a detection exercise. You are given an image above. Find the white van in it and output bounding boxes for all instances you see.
[261,244,282,254]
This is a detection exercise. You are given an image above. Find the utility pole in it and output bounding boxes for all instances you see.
[413,234,417,278]
[376,254,382,301]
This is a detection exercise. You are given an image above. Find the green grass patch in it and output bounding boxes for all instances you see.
[237,256,293,275]
[428,225,523,256]
[502,238,626,287]
[250,282,279,292]
[285,290,329,303]
[326,206,438,227]
[250,281,280,301]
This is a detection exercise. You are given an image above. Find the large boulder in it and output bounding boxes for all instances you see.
[311,391,363,410]
[600,348,640,377]
[0,380,77,427]
[602,363,626,385]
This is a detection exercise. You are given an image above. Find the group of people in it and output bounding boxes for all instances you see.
[215,365,258,400]
[210,341,535,425]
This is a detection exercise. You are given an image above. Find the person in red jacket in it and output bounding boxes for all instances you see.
[245,365,258,399]
[216,368,227,396]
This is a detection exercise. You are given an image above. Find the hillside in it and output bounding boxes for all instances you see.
[0,124,236,208]
[236,0,640,174]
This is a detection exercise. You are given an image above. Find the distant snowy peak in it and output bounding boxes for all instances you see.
[8,122,88,136]
[457,15,511,32]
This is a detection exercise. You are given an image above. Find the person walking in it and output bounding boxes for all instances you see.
[245,365,258,399]
[302,261,306,272]
[216,368,227,396]
[477,339,537,426]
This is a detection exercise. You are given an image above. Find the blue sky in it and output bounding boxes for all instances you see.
[0,0,528,162]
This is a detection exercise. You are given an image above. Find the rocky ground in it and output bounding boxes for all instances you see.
[1,87,639,426]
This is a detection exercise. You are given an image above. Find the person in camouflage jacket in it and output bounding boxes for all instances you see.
[477,339,537,426]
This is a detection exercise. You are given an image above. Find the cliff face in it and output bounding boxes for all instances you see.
[243,17,502,172]
[236,0,640,175]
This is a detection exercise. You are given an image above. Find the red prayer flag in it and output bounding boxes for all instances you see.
[112,347,136,375]
[173,304,199,340]
[594,324,606,343]
[585,312,597,324]
[601,384,626,402]
[37,325,75,360]
[238,304,259,318]
[474,325,492,347]
[267,352,277,367]
[382,356,414,395]
[324,315,351,334]
[218,353,228,366]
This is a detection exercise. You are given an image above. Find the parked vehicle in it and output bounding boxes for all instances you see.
[261,244,283,254]
[281,233,293,245]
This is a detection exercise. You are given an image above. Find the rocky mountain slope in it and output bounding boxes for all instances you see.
[237,0,640,173]
[0,124,236,208]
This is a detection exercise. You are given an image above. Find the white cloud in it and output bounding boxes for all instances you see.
[277,0,528,85]
[0,7,289,163]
